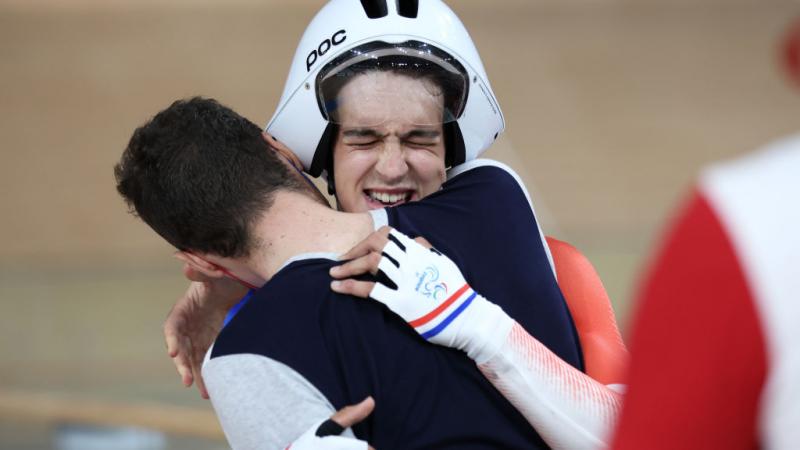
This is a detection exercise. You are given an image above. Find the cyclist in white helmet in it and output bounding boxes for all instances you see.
[161,1,626,448]
[166,0,504,394]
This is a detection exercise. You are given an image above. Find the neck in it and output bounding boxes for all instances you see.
[246,190,375,282]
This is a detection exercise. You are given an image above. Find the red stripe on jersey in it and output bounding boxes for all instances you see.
[612,189,767,450]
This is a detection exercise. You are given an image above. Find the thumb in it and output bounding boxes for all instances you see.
[413,236,433,249]
[330,396,375,428]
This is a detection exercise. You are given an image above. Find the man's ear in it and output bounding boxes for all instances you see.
[263,132,303,171]
[174,251,226,279]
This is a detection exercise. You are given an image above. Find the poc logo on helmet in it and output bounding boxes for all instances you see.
[306,29,347,72]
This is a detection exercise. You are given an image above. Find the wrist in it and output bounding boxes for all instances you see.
[458,294,514,364]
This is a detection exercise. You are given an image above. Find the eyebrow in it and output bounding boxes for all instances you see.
[342,128,386,139]
[341,128,441,140]
[401,129,441,140]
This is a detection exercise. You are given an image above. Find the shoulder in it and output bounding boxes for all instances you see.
[697,139,800,349]
[203,351,332,404]
[445,159,537,213]
[202,350,339,449]
[208,257,395,405]
[701,133,800,193]
[615,188,768,449]
[447,159,529,192]
[698,139,800,447]
[209,258,344,382]
[203,351,332,406]
[442,159,555,271]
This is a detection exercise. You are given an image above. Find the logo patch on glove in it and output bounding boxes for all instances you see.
[415,266,448,301]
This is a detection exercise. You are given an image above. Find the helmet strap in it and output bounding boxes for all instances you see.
[443,122,466,168]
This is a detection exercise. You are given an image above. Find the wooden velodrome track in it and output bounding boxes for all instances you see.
[0,0,798,443]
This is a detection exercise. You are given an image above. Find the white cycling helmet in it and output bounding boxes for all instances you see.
[266,0,504,178]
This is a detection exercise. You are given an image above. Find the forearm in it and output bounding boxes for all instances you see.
[478,322,622,450]
[332,228,623,448]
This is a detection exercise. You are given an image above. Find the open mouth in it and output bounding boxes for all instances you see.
[364,189,414,207]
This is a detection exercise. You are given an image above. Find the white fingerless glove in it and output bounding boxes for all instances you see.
[371,229,514,364]
[286,418,368,450]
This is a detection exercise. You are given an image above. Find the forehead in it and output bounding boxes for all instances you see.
[335,71,445,127]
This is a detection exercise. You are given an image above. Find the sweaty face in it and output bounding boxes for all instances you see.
[332,71,447,212]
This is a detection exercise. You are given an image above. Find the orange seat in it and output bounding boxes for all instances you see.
[546,236,628,385]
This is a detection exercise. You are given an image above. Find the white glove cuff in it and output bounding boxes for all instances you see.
[459,295,515,364]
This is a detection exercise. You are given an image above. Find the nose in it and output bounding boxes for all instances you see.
[374,141,409,183]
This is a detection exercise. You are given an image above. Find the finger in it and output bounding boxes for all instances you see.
[376,255,401,282]
[369,282,400,308]
[190,337,212,400]
[330,251,382,278]
[311,435,373,449]
[379,239,405,266]
[193,362,210,400]
[165,331,180,358]
[387,228,417,251]
[330,396,375,428]
[178,335,195,387]
[163,301,184,356]
[183,337,207,399]
[197,378,209,400]
[413,236,433,249]
[339,227,391,261]
[331,279,376,298]
[174,356,193,387]
[339,229,389,261]
[164,299,191,366]
[166,328,189,378]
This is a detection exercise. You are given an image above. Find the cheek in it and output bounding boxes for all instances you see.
[333,150,376,203]
[408,152,446,192]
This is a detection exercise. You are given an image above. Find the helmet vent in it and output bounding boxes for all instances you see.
[396,0,419,18]
[359,0,388,19]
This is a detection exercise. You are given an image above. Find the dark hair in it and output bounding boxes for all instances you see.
[114,97,306,258]
[320,57,466,124]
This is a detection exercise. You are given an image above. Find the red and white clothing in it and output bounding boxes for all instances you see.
[612,135,800,449]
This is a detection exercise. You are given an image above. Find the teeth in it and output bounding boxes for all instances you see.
[368,191,408,204]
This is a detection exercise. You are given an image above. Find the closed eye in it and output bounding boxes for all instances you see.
[402,129,441,149]
[406,140,437,147]
[349,141,380,148]
[342,128,387,149]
